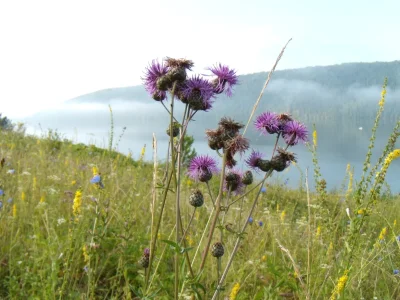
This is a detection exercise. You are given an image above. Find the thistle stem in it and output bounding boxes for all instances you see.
[211,170,273,300]
[199,150,228,272]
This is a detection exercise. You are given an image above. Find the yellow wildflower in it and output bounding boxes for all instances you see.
[327,242,334,256]
[71,180,77,186]
[378,227,387,241]
[378,79,387,107]
[280,210,286,222]
[394,219,397,227]
[276,204,280,212]
[330,270,349,300]
[40,195,45,203]
[82,245,89,263]
[346,167,353,197]
[139,144,146,161]
[186,179,193,187]
[186,235,194,247]
[312,129,318,147]
[261,255,267,262]
[357,209,365,215]
[21,192,26,202]
[229,283,240,300]
[72,189,83,217]
[92,166,99,176]
[316,226,321,237]
[12,204,17,218]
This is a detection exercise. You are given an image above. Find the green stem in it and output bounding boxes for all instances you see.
[211,171,273,300]
[199,150,228,272]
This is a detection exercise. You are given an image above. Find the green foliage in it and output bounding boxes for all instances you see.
[181,135,197,167]
[0,113,13,130]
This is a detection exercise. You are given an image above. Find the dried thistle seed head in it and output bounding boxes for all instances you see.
[208,136,223,150]
[164,57,194,70]
[242,170,253,185]
[256,159,273,172]
[218,117,244,137]
[189,189,204,207]
[276,148,297,163]
[225,135,249,156]
[226,151,237,169]
[271,148,297,172]
[211,242,225,258]
[166,122,180,137]
[138,255,149,268]
[206,129,224,150]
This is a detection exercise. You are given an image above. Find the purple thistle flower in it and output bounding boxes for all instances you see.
[246,150,265,171]
[282,120,309,146]
[208,63,238,97]
[182,75,215,111]
[188,155,219,182]
[254,112,280,135]
[143,248,150,257]
[142,60,169,101]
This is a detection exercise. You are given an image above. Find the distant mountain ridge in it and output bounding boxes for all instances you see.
[68,61,400,104]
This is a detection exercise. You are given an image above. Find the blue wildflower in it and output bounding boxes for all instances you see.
[7,169,15,175]
[90,175,104,188]
[0,201,2,209]
[7,198,12,204]
[394,269,399,275]
[0,189,4,196]
[248,217,253,224]
[258,221,263,227]
[261,187,267,193]
[397,235,400,242]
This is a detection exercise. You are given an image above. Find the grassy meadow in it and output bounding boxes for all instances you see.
[1,60,400,299]
[0,115,399,300]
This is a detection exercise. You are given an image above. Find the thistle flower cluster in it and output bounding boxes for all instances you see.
[142,57,238,112]
[245,111,307,173]
[254,112,308,146]
[206,117,249,168]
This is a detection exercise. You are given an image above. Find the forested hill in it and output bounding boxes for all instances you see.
[68,61,400,129]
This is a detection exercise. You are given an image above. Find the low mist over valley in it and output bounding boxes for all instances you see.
[23,61,400,192]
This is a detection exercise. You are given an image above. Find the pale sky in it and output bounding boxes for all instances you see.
[1,0,399,119]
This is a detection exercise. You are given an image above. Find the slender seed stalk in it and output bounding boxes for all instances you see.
[180,209,196,245]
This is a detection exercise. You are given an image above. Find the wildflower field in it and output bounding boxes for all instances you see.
[0,54,400,300]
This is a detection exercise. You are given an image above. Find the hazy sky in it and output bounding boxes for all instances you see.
[1,0,399,118]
